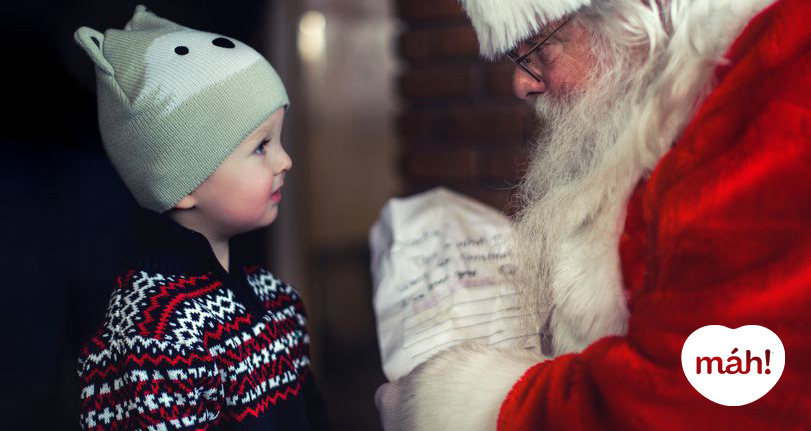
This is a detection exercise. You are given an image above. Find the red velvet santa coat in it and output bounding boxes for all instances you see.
[497,0,811,428]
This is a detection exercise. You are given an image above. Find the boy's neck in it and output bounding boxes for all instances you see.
[208,238,230,273]
[167,210,231,273]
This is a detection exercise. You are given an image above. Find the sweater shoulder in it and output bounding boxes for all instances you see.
[85,267,245,357]
[243,266,307,313]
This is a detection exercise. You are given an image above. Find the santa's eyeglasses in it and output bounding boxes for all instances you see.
[505,18,572,82]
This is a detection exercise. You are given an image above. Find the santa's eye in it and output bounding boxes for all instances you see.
[536,43,561,65]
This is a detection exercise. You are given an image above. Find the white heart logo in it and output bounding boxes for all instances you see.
[681,325,784,406]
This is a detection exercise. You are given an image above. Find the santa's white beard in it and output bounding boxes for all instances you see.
[512,34,651,354]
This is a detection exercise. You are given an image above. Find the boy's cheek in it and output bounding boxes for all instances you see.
[200,173,276,227]
[232,187,277,220]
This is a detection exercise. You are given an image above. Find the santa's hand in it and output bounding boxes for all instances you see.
[374,343,543,431]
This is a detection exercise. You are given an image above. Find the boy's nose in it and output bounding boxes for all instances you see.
[275,147,292,174]
[513,66,546,100]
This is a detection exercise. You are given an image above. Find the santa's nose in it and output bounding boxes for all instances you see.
[512,66,546,99]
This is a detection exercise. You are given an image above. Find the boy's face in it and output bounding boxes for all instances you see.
[179,108,290,238]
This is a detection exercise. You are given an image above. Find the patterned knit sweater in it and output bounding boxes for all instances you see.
[77,207,327,430]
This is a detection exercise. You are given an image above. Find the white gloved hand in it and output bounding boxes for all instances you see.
[373,343,543,431]
[375,380,405,431]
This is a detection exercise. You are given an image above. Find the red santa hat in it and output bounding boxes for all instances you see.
[458,0,591,58]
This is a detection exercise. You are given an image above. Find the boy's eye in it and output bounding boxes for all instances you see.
[254,140,269,154]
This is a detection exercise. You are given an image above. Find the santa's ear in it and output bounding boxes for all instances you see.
[73,27,114,76]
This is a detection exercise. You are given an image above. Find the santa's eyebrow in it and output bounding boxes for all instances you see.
[528,27,555,41]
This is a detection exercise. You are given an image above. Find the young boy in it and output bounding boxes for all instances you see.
[73,5,326,430]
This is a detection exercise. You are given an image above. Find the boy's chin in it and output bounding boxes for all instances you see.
[224,207,279,236]
[253,206,280,229]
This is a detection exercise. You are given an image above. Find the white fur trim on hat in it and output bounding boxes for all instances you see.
[458,0,591,58]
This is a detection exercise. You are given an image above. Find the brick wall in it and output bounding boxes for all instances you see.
[395,0,537,213]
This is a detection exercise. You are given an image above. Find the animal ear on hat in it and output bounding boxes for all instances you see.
[124,4,185,32]
[73,27,114,76]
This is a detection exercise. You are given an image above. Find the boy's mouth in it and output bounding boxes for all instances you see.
[271,186,283,203]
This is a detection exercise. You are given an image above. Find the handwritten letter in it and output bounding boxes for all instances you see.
[370,188,540,380]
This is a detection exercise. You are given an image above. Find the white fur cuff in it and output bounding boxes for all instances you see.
[402,343,545,431]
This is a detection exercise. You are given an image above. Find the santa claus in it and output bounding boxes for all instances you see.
[376,0,811,429]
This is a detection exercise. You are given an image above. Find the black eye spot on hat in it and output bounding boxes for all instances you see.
[91,36,100,48]
[174,46,189,55]
[212,37,235,48]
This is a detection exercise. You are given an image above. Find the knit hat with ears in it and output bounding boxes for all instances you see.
[458,0,591,58]
[74,4,289,213]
